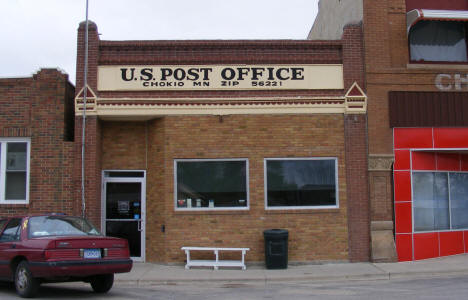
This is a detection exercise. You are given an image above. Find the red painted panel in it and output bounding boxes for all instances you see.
[464,232,468,253]
[412,152,436,170]
[394,150,411,170]
[394,128,433,149]
[395,202,412,234]
[394,171,412,202]
[396,234,413,262]
[461,154,468,172]
[434,128,468,148]
[406,0,468,12]
[439,231,464,257]
[414,233,439,260]
[436,153,461,171]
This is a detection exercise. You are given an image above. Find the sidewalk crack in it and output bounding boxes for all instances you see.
[370,264,391,280]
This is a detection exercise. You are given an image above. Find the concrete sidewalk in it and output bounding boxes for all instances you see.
[115,254,468,285]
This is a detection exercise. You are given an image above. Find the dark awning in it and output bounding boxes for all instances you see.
[407,9,468,34]
[389,91,468,128]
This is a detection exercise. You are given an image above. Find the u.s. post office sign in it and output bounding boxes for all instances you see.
[97,65,344,91]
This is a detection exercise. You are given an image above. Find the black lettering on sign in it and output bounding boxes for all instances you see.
[291,68,304,80]
[199,68,213,80]
[121,68,135,81]
[221,68,236,80]
[140,68,153,81]
[251,68,265,80]
[237,68,250,80]
[193,82,210,87]
[160,68,173,81]
[187,68,200,81]
[276,68,290,80]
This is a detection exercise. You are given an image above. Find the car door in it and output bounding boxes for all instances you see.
[0,218,22,279]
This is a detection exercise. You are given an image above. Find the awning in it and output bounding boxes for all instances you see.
[407,9,468,34]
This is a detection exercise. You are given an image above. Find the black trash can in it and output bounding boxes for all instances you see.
[264,229,288,269]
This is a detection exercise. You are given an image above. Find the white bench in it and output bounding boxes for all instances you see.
[181,247,250,270]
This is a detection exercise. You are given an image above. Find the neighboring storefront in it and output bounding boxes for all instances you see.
[366,0,468,261]
[74,21,370,263]
[310,0,468,262]
[0,69,75,217]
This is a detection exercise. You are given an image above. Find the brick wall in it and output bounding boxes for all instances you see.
[0,69,75,216]
[101,115,349,262]
[345,114,370,261]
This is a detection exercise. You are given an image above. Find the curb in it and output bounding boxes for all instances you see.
[115,268,468,286]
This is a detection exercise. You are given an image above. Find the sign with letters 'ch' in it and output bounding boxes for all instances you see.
[97,65,344,91]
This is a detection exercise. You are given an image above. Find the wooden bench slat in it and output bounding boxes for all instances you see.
[182,247,250,251]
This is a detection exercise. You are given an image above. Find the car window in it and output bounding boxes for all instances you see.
[28,216,101,238]
[0,218,22,242]
[0,219,7,232]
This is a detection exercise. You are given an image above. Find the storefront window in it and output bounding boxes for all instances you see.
[175,159,248,210]
[413,172,468,231]
[0,139,30,204]
[449,173,468,229]
[265,158,338,209]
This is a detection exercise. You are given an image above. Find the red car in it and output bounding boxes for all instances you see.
[0,214,132,298]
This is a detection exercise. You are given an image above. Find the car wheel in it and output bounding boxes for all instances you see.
[15,261,40,298]
[90,274,114,293]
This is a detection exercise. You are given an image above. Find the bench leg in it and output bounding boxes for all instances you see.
[214,250,219,270]
[242,250,246,270]
[185,250,191,270]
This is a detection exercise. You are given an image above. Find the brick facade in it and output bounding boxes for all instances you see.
[0,69,75,216]
[74,21,369,263]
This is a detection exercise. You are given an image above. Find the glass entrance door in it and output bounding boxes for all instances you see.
[103,171,145,261]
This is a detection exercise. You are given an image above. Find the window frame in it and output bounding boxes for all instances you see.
[174,158,250,211]
[264,157,339,210]
[412,170,468,233]
[0,138,31,204]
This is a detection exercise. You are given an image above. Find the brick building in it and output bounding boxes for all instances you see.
[0,69,75,217]
[74,21,370,263]
[311,0,468,262]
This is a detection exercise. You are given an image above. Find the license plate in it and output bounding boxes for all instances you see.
[84,249,101,259]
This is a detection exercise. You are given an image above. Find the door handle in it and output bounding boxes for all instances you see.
[11,244,16,249]
[137,220,142,232]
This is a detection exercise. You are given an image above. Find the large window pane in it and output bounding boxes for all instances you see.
[266,159,337,208]
[409,21,467,62]
[5,172,26,200]
[413,172,449,231]
[450,173,468,229]
[176,160,247,209]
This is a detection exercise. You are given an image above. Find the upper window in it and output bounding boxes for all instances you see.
[265,158,338,209]
[175,159,248,210]
[0,139,30,204]
[409,20,468,62]
[413,171,468,232]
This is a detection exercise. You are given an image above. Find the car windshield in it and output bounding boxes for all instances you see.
[28,216,101,238]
